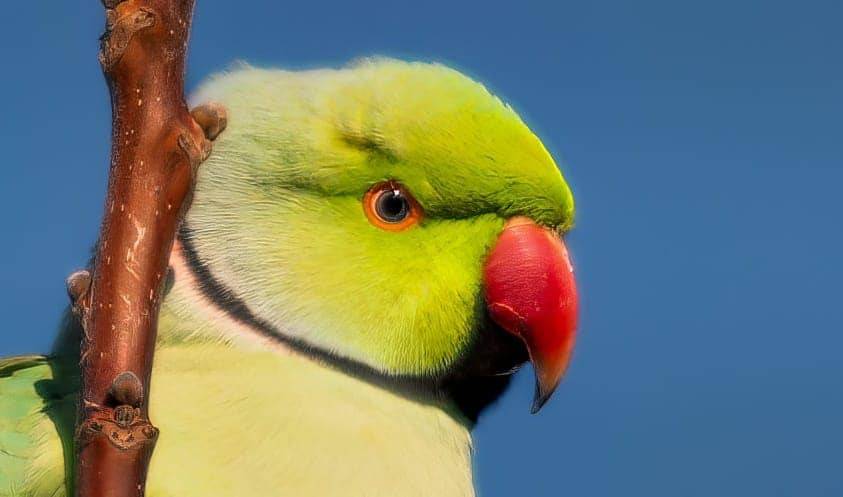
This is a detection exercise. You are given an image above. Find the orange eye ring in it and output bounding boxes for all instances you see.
[363,181,423,231]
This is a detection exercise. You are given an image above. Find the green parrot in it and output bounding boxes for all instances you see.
[0,58,579,497]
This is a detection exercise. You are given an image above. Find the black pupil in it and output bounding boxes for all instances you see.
[375,190,410,222]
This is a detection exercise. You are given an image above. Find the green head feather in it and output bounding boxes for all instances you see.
[185,58,574,376]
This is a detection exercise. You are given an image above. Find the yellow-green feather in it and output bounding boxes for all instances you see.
[1,58,575,496]
[186,58,573,376]
[1,303,475,497]
[0,355,75,497]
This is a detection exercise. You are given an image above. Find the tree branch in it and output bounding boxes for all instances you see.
[69,1,225,495]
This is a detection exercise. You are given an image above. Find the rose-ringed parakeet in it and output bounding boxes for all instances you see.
[0,58,578,497]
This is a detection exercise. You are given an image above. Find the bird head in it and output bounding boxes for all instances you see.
[183,58,578,418]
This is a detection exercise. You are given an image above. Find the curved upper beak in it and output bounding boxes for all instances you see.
[483,217,579,413]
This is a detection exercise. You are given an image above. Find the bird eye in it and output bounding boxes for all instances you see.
[375,189,410,222]
[363,181,422,231]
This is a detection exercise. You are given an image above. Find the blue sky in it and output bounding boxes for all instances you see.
[2,1,841,495]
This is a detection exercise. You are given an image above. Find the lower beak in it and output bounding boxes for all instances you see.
[483,217,579,413]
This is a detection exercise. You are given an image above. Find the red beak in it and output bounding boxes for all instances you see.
[484,217,579,413]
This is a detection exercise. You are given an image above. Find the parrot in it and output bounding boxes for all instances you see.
[0,58,578,497]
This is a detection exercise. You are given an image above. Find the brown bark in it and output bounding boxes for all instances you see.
[66,1,225,495]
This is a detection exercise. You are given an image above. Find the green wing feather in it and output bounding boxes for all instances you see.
[0,355,77,497]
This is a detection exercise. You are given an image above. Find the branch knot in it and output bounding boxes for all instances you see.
[78,403,159,451]
[110,371,145,407]
[66,269,92,323]
[99,7,156,70]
